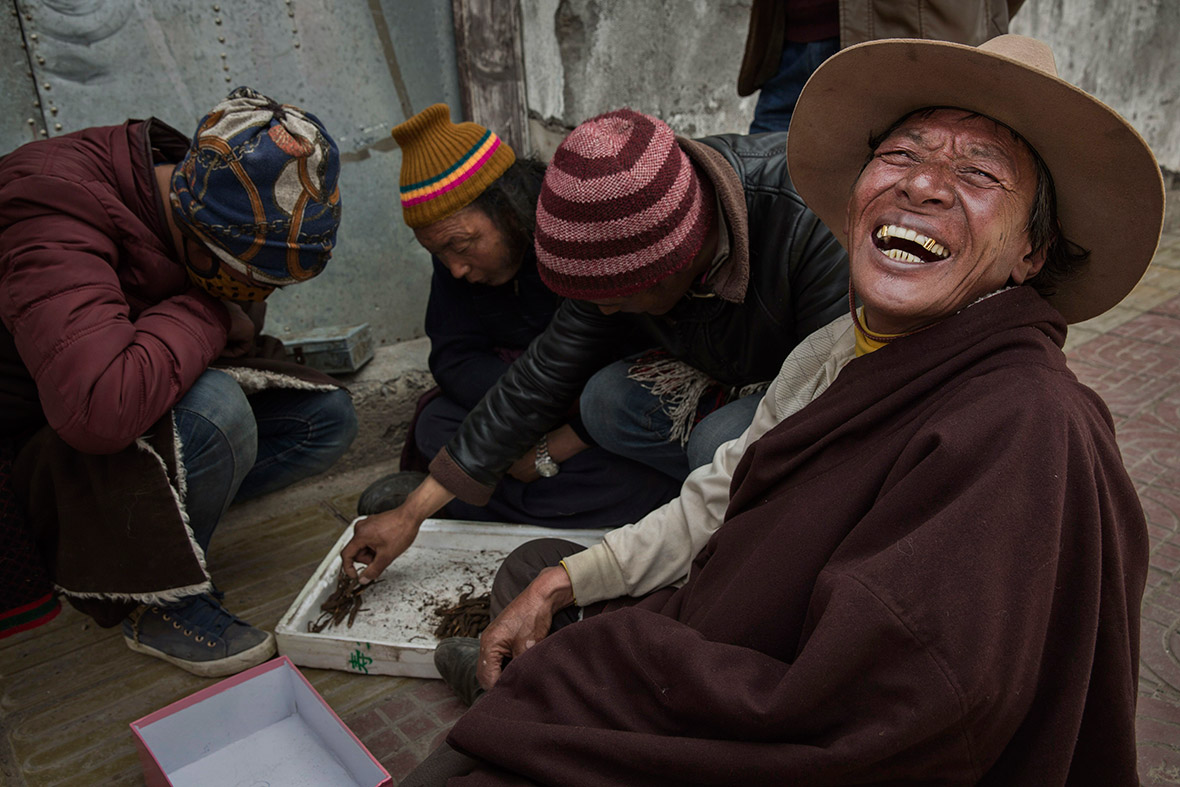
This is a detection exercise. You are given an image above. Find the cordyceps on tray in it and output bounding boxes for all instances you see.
[433,584,491,639]
[307,572,382,632]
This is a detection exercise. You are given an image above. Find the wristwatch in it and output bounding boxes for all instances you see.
[534,434,560,478]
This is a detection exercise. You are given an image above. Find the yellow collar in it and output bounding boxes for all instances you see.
[853,308,905,357]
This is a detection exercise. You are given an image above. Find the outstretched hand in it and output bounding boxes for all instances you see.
[477,565,576,689]
[339,474,455,584]
[339,506,424,584]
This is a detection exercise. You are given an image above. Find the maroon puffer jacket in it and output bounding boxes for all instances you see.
[0,120,230,454]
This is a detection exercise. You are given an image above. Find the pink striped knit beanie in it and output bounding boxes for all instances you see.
[535,108,712,300]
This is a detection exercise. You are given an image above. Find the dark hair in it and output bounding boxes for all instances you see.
[865,107,1090,298]
[469,157,548,260]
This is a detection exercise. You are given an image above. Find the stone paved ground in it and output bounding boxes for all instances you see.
[341,679,465,784]
[1074,231,1180,784]
[1,229,1179,785]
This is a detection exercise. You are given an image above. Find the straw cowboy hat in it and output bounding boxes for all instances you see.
[788,34,1165,324]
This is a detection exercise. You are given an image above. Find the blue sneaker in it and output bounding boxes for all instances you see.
[122,593,275,677]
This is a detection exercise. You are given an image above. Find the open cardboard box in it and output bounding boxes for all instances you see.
[130,656,390,787]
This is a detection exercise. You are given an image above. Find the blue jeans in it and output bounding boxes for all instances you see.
[580,358,764,482]
[749,37,840,133]
[173,369,357,551]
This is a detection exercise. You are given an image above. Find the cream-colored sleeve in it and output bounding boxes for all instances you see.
[563,316,857,606]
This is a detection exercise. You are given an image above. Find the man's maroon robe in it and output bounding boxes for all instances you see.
[448,287,1147,786]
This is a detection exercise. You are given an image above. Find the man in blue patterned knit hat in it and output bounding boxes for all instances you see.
[170,87,342,302]
[0,87,356,677]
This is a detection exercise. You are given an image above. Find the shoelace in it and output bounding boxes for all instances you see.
[165,593,244,638]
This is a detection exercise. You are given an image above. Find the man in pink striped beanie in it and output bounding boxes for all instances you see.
[517,107,848,480]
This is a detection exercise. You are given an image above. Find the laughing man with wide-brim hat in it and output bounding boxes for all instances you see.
[398,35,1164,785]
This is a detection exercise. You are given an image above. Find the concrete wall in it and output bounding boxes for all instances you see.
[1010,0,1179,178]
[0,0,462,347]
[520,0,1178,186]
[3,0,1175,354]
[520,0,757,158]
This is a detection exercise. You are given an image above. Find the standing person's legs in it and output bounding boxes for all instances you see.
[749,38,840,133]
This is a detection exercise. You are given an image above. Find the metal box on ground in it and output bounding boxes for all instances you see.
[280,323,374,374]
[276,519,607,678]
[129,656,391,787]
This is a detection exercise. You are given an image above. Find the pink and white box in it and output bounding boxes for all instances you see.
[130,656,391,787]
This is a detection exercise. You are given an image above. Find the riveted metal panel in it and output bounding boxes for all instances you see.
[379,0,462,119]
[0,2,44,147]
[2,0,463,345]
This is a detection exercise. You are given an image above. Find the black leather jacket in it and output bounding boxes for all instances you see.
[431,131,849,504]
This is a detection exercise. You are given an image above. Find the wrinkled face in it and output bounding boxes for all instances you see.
[413,205,521,286]
[845,109,1046,335]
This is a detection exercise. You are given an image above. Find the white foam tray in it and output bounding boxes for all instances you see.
[275,518,606,679]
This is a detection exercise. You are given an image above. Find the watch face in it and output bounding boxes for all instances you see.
[537,460,559,478]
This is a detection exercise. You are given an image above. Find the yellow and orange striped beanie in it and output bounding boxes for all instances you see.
[391,104,516,228]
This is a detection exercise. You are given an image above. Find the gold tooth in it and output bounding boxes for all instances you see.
[881,225,948,258]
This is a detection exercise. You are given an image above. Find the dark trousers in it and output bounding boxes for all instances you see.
[401,538,588,786]
[489,538,587,622]
[416,395,679,529]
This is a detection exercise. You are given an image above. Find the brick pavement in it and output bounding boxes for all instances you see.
[342,679,466,783]
[1069,233,1180,784]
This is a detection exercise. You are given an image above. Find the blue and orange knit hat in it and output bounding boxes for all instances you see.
[170,86,342,301]
[391,104,515,228]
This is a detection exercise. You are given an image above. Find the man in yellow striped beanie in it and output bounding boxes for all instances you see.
[356,106,680,537]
